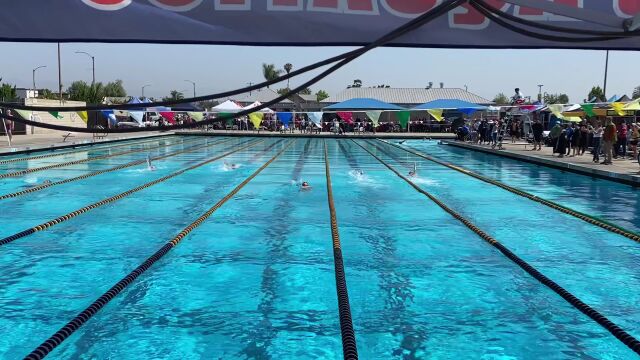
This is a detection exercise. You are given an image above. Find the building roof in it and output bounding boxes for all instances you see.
[219,88,292,104]
[298,94,317,102]
[324,98,406,111]
[323,88,493,105]
[412,99,487,110]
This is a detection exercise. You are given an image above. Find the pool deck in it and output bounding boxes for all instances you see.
[177,129,456,140]
[0,131,174,156]
[442,140,640,187]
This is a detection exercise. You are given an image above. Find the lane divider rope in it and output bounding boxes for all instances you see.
[0,139,264,247]
[23,140,295,360]
[0,137,206,179]
[379,139,640,244]
[323,140,359,360]
[0,138,234,201]
[353,139,640,356]
[0,135,186,165]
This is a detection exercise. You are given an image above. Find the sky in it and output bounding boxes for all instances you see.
[0,42,638,103]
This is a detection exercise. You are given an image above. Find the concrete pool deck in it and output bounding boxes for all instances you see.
[442,140,640,187]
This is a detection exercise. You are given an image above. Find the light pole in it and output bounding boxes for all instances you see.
[537,84,544,102]
[142,84,151,98]
[603,50,610,101]
[75,51,95,85]
[32,65,47,90]
[184,80,196,98]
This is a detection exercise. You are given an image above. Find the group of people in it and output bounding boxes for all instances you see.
[457,119,504,147]
[550,119,640,165]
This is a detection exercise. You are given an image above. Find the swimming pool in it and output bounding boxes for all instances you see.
[1,136,639,359]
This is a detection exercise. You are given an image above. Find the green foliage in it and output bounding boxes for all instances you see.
[103,80,127,97]
[262,63,283,87]
[66,79,127,104]
[544,93,570,104]
[316,90,329,102]
[38,89,59,100]
[588,86,605,102]
[347,79,362,88]
[163,90,184,102]
[277,87,311,96]
[492,93,509,105]
[0,83,18,102]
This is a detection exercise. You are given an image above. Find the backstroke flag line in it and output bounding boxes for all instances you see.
[365,111,383,127]
[0,1,638,49]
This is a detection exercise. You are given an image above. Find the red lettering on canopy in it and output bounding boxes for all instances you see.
[347,0,376,13]
[381,0,442,18]
[268,0,303,11]
[449,1,509,29]
[149,0,203,11]
[81,0,132,11]
[615,0,640,17]
[215,0,250,10]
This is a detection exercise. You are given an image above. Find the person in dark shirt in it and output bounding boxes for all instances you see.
[531,118,544,151]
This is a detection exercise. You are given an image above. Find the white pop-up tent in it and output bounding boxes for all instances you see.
[243,101,275,113]
[211,100,243,113]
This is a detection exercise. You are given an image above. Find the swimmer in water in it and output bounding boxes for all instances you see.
[408,163,417,177]
[21,180,52,188]
[224,162,239,170]
[146,155,157,171]
[300,181,312,191]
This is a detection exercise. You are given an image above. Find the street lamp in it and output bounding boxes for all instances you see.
[32,65,47,90]
[184,80,196,98]
[142,84,151,98]
[75,51,95,85]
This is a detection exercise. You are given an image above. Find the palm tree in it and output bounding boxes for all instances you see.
[262,63,283,88]
[284,63,293,89]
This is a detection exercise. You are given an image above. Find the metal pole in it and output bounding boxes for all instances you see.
[58,43,63,103]
[537,84,543,102]
[142,84,151,98]
[92,56,95,85]
[184,80,196,98]
[32,66,47,92]
[603,50,609,100]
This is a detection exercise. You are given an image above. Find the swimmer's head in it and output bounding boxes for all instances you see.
[302,182,309,187]
[43,180,52,185]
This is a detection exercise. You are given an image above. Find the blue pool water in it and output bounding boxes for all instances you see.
[0,136,638,359]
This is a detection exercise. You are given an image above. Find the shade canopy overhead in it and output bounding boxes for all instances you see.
[323,98,405,111]
[211,100,243,113]
[412,99,487,111]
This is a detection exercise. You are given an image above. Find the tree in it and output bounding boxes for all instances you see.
[633,86,640,100]
[316,90,329,102]
[38,89,59,100]
[163,90,184,102]
[262,63,283,87]
[347,79,362,88]
[277,87,311,96]
[0,82,18,102]
[492,93,509,105]
[284,63,293,88]
[544,93,570,104]
[588,86,605,102]
[67,81,105,104]
[103,80,126,97]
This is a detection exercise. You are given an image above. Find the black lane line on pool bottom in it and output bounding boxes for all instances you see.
[0,139,263,247]
[23,140,295,360]
[323,140,359,360]
[378,139,640,244]
[0,135,188,165]
[0,137,234,201]
[352,139,640,356]
[0,136,206,179]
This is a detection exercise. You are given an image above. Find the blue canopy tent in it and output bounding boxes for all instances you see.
[412,99,487,115]
[323,98,405,111]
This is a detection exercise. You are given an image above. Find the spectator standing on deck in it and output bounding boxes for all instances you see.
[592,122,603,163]
[629,123,639,161]
[579,123,589,155]
[531,118,544,151]
[554,125,568,158]
[602,118,617,165]
[615,122,627,159]
[565,123,575,156]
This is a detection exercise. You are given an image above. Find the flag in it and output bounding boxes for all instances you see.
[365,111,382,127]
[187,112,204,122]
[49,111,63,119]
[397,111,410,129]
[548,104,565,120]
[277,112,293,126]
[308,112,323,128]
[77,111,88,123]
[612,102,626,116]
[580,104,595,117]
[337,112,354,124]
[427,109,444,122]
[249,112,264,129]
